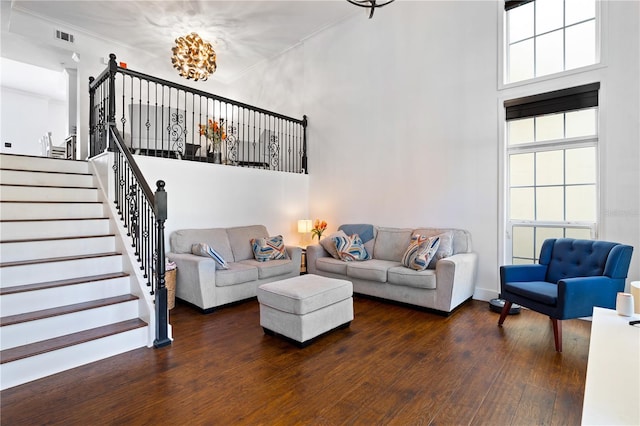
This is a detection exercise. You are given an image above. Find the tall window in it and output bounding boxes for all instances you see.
[505,0,598,83]
[505,83,599,264]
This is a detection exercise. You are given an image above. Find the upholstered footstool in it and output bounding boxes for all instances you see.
[257,274,353,347]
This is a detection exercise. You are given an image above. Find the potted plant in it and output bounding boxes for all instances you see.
[199,118,226,164]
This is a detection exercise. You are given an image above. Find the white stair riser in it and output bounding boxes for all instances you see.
[0,155,90,174]
[0,236,116,262]
[0,185,99,202]
[0,202,105,220]
[1,255,123,287]
[0,170,95,188]
[0,276,131,316]
[0,326,148,390]
[0,219,110,240]
[1,300,139,350]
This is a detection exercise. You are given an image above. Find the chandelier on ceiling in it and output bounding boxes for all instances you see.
[346,0,396,19]
[171,33,217,81]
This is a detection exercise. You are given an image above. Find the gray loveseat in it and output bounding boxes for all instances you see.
[306,226,477,314]
[167,225,302,312]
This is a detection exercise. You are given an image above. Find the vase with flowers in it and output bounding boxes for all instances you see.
[311,219,327,240]
[199,118,226,164]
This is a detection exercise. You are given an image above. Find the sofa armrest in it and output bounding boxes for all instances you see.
[435,252,478,312]
[166,252,218,309]
[286,245,302,270]
[306,244,329,275]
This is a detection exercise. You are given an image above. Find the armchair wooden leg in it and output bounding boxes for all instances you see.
[498,301,513,326]
[551,318,562,352]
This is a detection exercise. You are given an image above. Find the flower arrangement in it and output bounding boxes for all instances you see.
[311,219,327,240]
[199,118,226,153]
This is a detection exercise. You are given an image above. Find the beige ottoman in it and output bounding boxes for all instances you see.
[257,274,353,347]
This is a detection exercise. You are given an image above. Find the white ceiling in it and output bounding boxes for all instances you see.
[1,0,358,87]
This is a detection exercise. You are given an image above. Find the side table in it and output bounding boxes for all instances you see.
[300,248,307,274]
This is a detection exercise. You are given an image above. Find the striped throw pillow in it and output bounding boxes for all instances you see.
[251,235,288,262]
[191,243,229,269]
[332,234,370,261]
[402,234,441,271]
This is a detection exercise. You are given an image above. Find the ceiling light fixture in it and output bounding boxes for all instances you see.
[171,32,217,81]
[346,0,396,19]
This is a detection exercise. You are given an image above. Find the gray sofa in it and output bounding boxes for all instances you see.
[306,226,477,314]
[167,225,302,312]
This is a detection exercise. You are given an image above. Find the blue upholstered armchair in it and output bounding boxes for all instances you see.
[498,238,633,352]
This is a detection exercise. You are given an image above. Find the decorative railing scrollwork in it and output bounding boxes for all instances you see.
[89,53,307,173]
[90,55,171,348]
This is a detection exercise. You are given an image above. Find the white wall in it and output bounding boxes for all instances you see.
[133,155,310,249]
[226,1,640,298]
[0,87,66,155]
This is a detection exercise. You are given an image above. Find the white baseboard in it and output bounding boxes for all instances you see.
[473,287,500,302]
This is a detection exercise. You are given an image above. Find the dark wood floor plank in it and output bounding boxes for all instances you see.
[0,299,591,425]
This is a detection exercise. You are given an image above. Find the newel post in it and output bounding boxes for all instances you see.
[88,76,96,157]
[302,115,308,174]
[153,180,171,348]
[107,53,118,152]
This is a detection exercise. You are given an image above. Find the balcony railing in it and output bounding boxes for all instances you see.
[90,54,308,173]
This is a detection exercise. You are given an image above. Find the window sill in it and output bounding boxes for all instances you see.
[498,63,608,92]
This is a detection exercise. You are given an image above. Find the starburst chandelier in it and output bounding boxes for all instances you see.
[346,0,396,19]
[171,33,217,81]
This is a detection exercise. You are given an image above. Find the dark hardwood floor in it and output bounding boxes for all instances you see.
[0,298,591,425]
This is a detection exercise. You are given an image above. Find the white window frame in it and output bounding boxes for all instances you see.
[505,133,599,264]
[497,0,607,90]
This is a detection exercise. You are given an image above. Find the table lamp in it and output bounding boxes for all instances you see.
[297,219,313,246]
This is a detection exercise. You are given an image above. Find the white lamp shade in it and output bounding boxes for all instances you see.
[297,219,313,233]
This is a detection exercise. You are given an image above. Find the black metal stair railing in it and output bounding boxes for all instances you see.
[89,59,171,348]
[89,53,308,173]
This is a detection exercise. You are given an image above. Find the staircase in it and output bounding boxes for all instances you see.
[0,154,149,390]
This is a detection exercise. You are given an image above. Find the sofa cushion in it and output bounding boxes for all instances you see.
[373,228,413,261]
[413,228,471,256]
[316,257,348,275]
[214,262,259,287]
[505,281,557,305]
[191,243,229,269]
[401,234,440,271]
[347,259,400,283]
[170,228,234,261]
[387,266,437,289]
[251,235,288,262]
[320,230,348,259]
[333,234,370,261]
[227,225,269,261]
[238,258,294,279]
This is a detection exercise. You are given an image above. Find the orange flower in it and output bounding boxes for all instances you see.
[200,118,227,152]
[311,219,327,239]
